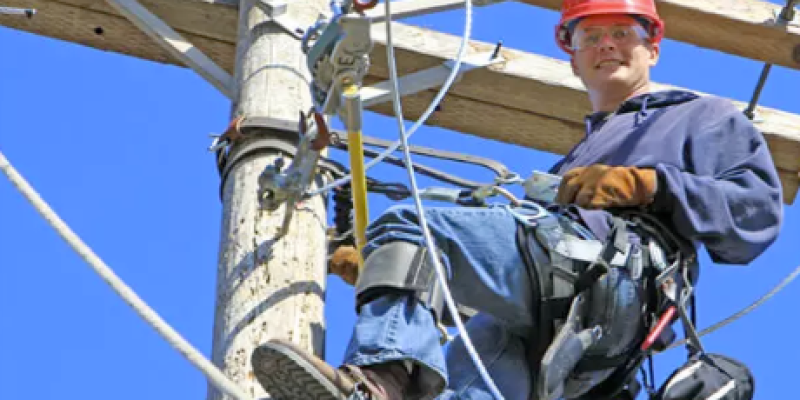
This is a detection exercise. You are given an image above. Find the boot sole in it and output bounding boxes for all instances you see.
[251,342,349,400]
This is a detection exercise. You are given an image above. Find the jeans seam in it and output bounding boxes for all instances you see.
[385,297,401,346]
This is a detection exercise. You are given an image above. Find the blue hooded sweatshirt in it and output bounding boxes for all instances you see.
[549,90,783,265]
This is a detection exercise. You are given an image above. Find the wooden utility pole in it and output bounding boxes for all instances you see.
[207,1,330,398]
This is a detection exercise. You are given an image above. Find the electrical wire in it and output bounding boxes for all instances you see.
[663,263,800,352]
[381,0,505,398]
[0,149,253,400]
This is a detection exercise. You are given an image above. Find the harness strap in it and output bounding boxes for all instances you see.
[516,222,552,390]
[551,235,633,267]
[574,217,629,294]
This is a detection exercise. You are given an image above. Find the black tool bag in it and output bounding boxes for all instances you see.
[654,353,754,400]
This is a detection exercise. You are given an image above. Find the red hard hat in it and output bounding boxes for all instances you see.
[555,0,665,54]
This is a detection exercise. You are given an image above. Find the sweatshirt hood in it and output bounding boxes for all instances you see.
[585,90,701,135]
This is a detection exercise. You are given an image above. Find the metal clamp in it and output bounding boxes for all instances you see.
[208,115,300,153]
[0,6,35,17]
[255,0,306,39]
[303,4,374,115]
[316,16,374,116]
[257,111,331,236]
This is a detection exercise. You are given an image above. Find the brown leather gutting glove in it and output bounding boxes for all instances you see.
[329,245,361,286]
[555,165,658,209]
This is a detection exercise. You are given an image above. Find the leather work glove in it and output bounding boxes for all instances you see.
[329,245,360,285]
[555,165,658,209]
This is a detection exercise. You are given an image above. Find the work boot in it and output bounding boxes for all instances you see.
[251,338,410,399]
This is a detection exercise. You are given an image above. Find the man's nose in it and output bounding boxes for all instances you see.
[597,34,617,51]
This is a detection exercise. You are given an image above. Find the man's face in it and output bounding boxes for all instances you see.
[569,15,660,94]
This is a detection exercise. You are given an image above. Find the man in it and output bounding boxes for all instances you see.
[250,0,783,399]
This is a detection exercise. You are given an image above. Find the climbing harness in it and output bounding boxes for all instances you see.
[511,206,710,400]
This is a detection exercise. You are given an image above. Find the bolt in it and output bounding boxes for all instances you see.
[491,40,503,60]
[793,44,800,65]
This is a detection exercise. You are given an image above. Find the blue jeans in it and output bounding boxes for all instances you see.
[342,204,554,399]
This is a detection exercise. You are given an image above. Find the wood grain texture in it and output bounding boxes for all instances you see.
[207,1,330,399]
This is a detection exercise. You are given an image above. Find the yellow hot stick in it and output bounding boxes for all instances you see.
[342,82,369,269]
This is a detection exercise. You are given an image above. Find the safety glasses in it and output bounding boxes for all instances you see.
[571,24,649,52]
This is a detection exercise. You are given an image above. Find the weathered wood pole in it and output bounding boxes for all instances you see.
[207,0,330,398]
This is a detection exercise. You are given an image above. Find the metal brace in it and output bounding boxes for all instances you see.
[361,46,505,108]
[0,6,36,17]
[257,111,331,236]
[255,0,306,39]
[207,115,299,153]
[773,1,799,27]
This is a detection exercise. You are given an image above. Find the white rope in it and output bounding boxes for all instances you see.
[0,149,253,400]
[381,0,505,398]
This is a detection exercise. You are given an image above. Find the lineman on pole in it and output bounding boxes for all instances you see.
[251,0,782,399]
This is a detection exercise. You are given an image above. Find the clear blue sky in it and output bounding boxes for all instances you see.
[1,2,797,399]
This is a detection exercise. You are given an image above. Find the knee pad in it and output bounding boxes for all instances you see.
[354,241,475,327]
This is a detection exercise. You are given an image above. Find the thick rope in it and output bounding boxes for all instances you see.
[0,149,253,400]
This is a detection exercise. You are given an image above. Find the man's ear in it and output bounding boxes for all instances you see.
[648,42,660,67]
[570,57,579,76]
